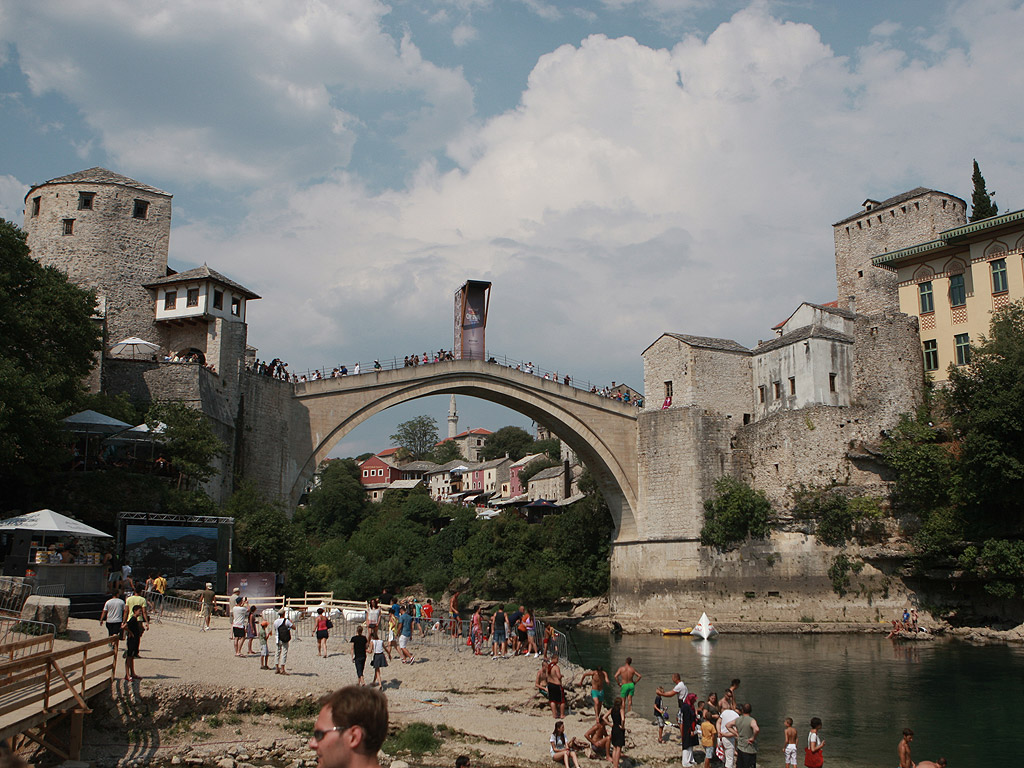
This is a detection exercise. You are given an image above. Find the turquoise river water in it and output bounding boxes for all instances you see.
[563,629,1021,767]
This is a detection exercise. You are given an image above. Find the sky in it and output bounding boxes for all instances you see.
[2,0,1022,459]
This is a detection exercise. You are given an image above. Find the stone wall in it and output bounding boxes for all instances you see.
[239,373,307,507]
[610,534,916,624]
[834,190,966,316]
[102,359,202,405]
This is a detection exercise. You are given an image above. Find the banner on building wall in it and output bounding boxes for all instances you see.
[453,280,491,360]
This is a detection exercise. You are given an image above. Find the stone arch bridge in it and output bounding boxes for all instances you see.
[281,360,640,538]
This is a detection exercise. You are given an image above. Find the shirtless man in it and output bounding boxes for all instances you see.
[579,666,610,721]
[917,760,947,768]
[547,655,566,718]
[614,657,642,717]
[584,714,612,759]
[449,591,462,637]
[898,728,914,768]
[535,659,551,697]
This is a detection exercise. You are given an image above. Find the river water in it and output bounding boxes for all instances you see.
[564,628,1021,767]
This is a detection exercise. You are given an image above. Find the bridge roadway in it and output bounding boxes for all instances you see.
[288,358,642,539]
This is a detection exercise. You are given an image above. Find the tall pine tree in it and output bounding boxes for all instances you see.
[969,159,998,221]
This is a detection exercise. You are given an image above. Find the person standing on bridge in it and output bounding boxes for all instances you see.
[354,362,361,375]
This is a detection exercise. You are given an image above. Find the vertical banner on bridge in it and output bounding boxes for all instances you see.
[454,280,491,360]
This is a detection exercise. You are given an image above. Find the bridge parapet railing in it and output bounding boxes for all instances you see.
[279,353,644,407]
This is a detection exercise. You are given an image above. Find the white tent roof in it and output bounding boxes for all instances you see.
[0,509,112,538]
[61,410,132,434]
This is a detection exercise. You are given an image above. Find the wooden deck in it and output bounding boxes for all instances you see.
[0,635,116,760]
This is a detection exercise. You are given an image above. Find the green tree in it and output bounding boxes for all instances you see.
[969,159,999,222]
[700,477,773,549]
[431,440,462,464]
[480,426,535,461]
[0,218,101,490]
[518,456,559,486]
[390,415,439,461]
[298,458,369,540]
[225,482,298,573]
[945,301,1024,528]
[146,401,225,489]
[881,413,957,519]
[533,438,561,462]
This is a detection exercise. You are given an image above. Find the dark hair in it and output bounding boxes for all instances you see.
[903,728,914,737]
[741,703,752,714]
[784,717,793,726]
[320,686,388,755]
[810,717,822,729]
[625,657,632,664]
[455,757,470,768]
[553,720,564,735]
[731,679,741,687]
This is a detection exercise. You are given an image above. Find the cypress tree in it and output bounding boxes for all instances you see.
[969,159,999,221]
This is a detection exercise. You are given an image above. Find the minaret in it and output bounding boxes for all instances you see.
[448,395,459,439]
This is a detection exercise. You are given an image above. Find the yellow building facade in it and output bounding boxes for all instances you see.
[872,209,1024,381]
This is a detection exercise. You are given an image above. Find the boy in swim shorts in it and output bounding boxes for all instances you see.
[783,717,797,766]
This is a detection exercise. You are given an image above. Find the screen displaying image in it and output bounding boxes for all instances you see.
[124,524,221,590]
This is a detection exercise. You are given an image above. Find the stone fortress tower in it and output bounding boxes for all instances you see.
[22,167,260,504]
[834,188,967,315]
[616,186,967,624]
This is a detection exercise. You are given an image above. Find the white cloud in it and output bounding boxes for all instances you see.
[452,22,478,46]
[0,175,27,223]
[176,1,1024,389]
[869,20,902,38]
[0,0,475,187]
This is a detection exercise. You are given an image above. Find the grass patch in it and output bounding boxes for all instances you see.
[167,713,197,736]
[206,715,222,729]
[279,699,320,720]
[383,722,441,755]
[225,714,243,725]
[249,701,270,715]
[192,729,211,740]
[283,720,314,737]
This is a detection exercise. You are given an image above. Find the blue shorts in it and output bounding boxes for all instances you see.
[493,630,506,644]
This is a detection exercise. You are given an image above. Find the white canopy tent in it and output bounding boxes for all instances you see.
[0,509,112,539]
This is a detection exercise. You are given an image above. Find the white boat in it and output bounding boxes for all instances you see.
[690,612,718,640]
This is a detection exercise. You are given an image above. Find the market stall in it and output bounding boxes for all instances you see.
[0,509,112,594]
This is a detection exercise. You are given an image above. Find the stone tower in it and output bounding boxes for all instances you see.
[23,167,173,360]
[448,394,459,439]
[833,188,966,315]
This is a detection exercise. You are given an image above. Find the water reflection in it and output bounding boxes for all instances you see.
[566,630,1022,767]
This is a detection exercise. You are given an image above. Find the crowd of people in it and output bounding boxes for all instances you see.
[249,357,291,380]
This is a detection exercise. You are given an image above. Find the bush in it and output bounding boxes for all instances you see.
[791,487,886,546]
[700,477,773,550]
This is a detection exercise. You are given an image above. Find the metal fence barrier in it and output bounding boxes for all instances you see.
[0,616,58,652]
[143,590,204,627]
[31,583,66,597]
[0,577,33,618]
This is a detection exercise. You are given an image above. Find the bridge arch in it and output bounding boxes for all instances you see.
[290,361,640,539]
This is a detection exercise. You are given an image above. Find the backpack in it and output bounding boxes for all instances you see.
[277,621,291,644]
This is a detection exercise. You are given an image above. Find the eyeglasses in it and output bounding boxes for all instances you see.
[312,726,345,742]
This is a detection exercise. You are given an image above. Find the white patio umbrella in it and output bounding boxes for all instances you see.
[0,509,112,538]
[109,336,160,359]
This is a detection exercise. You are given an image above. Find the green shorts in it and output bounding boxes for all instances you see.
[620,682,635,698]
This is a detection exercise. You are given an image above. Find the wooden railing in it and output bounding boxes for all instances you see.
[0,635,117,761]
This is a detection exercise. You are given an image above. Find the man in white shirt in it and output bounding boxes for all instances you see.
[273,609,295,674]
[718,704,740,768]
[99,590,127,673]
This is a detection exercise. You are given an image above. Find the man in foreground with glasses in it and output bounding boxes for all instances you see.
[309,686,388,768]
